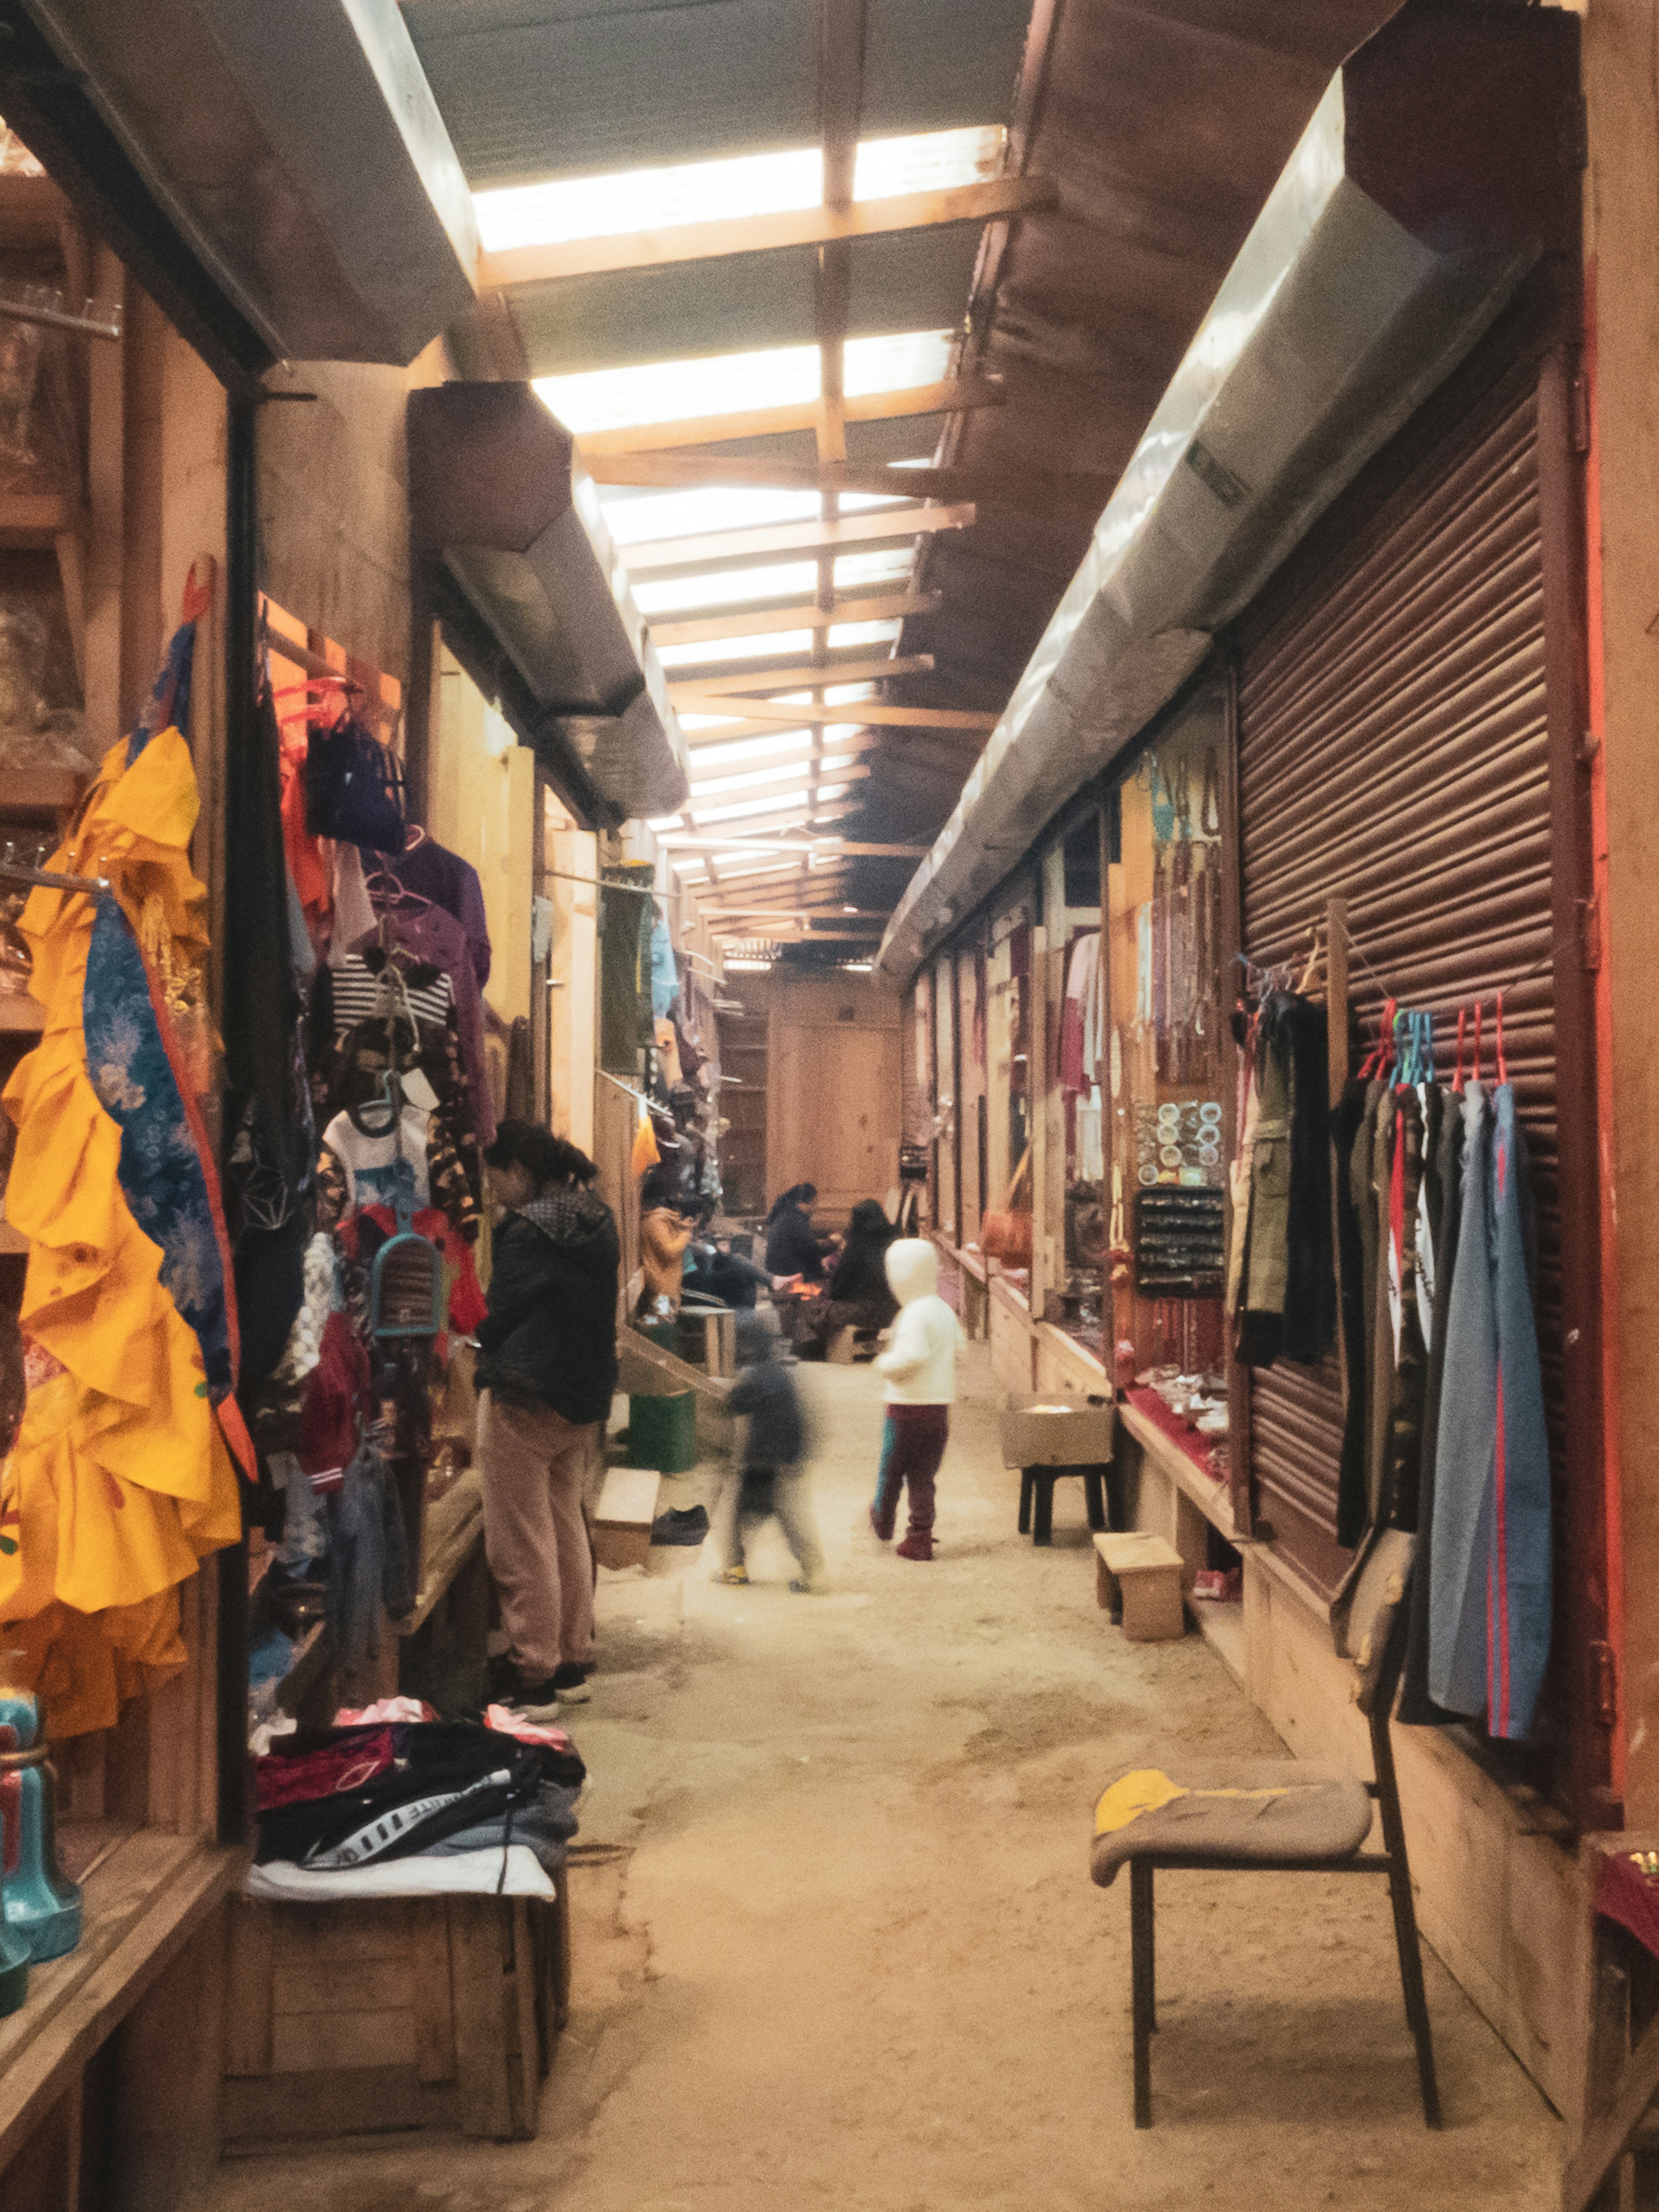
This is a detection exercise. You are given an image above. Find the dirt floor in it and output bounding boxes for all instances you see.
[211,1345,1560,2211]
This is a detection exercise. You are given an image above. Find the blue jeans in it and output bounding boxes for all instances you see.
[1427,1084,1551,1738]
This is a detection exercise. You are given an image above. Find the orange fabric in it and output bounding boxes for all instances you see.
[0,726,242,1737]
[640,1208,693,1307]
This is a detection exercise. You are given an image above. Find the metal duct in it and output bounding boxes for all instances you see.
[17,0,477,367]
[408,383,690,825]
[876,9,1578,980]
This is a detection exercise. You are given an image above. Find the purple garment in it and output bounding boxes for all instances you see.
[389,837,491,988]
[353,902,496,1148]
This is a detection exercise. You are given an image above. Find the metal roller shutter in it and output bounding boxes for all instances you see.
[1236,365,1559,1602]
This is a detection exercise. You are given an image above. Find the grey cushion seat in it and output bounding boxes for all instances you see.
[1090,1759,1375,1888]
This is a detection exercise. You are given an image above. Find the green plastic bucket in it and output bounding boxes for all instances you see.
[628,1389,697,1474]
[638,1315,679,1357]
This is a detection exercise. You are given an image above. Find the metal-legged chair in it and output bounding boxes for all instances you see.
[1092,1569,1440,2130]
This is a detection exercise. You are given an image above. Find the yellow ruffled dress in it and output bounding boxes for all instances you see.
[0,719,243,1736]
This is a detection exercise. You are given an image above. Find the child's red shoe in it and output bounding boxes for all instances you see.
[895,1532,934,1561]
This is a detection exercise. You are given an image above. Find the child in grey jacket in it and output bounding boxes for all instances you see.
[712,1313,827,1591]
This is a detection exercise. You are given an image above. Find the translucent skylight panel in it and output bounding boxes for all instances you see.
[603,487,823,546]
[657,630,816,669]
[691,790,814,823]
[691,751,862,799]
[475,147,822,253]
[536,329,949,437]
[853,126,1004,201]
[843,330,954,397]
[834,548,915,590]
[825,620,902,652]
[689,730,816,770]
[537,344,821,437]
[632,563,819,617]
[474,128,1001,255]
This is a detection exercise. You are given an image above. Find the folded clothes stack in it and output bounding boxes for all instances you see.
[249,1712,585,1899]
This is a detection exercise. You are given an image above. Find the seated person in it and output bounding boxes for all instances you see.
[801,1198,900,1353]
[763,1182,836,1283]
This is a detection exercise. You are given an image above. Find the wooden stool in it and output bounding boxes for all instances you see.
[1093,1532,1185,1642]
[1018,1464,1108,1545]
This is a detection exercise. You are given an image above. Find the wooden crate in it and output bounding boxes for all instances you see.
[222,1876,570,2148]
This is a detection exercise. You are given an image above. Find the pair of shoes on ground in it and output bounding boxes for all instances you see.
[868,1504,933,1561]
[491,1656,593,1720]
[716,1563,828,1593]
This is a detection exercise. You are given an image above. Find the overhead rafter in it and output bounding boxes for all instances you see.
[708,922,884,940]
[573,375,1003,455]
[624,501,973,574]
[687,730,884,767]
[673,803,859,840]
[585,448,1112,510]
[671,651,932,700]
[481,175,1058,288]
[650,590,939,648]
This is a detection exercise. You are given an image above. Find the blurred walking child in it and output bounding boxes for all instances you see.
[869,1240,962,1561]
[714,1313,826,1591]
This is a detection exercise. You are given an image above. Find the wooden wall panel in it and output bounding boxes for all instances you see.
[763,971,902,1227]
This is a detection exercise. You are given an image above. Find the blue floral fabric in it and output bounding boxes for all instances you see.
[82,896,232,1401]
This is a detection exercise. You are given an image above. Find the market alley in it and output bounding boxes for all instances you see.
[210,1346,1559,2212]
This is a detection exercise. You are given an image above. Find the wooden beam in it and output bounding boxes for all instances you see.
[650,590,939,648]
[575,375,1003,457]
[483,176,1057,288]
[671,652,932,701]
[625,502,972,574]
[688,731,883,768]
[586,448,1111,508]
[683,698,998,731]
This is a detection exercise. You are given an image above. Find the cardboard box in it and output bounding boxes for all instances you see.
[999,1392,1116,1469]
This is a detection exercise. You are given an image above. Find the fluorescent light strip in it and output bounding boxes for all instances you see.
[473,126,1003,254]
[537,329,952,438]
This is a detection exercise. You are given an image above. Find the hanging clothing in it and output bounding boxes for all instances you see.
[1399,1083,1468,1727]
[389,834,491,988]
[1427,1083,1551,1738]
[1332,1078,1373,1550]
[1060,933,1099,1096]
[320,1105,433,1213]
[0,629,245,1737]
[599,873,655,1074]
[349,902,495,1149]
[330,843,377,955]
[1233,992,1334,1368]
[650,917,679,1021]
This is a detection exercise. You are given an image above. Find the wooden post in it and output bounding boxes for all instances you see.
[1030,922,1048,1320]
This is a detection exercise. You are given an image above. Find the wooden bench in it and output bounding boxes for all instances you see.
[591,1466,662,1570]
[1094,1533,1186,1643]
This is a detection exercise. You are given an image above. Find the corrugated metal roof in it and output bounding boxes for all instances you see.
[404,0,1030,187]
[513,224,982,375]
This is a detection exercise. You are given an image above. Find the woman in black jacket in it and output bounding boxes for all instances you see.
[763,1183,836,1283]
[475,1121,619,1719]
[801,1197,899,1353]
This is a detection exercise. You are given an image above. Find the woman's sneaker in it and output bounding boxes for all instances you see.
[506,1678,561,1723]
[550,1662,592,1704]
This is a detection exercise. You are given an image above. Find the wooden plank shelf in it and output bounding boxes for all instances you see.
[0,997,44,1034]
[0,1829,241,2171]
[0,769,85,818]
[0,171,67,249]
[0,489,78,551]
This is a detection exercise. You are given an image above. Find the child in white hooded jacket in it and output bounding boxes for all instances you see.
[868,1239,963,1560]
